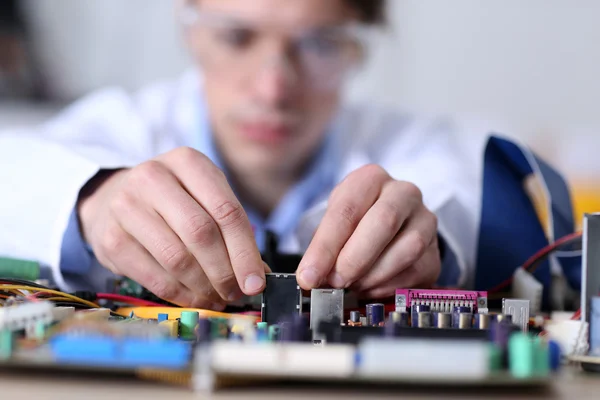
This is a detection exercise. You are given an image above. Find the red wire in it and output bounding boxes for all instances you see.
[96,293,163,307]
[488,231,582,293]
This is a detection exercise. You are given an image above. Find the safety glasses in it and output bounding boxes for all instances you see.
[180,4,372,92]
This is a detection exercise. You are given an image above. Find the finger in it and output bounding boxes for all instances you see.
[111,190,227,306]
[131,161,242,302]
[352,208,438,292]
[297,165,389,289]
[326,182,420,289]
[98,221,219,308]
[358,245,441,299]
[161,148,265,296]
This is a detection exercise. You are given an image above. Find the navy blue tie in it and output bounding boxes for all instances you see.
[475,136,580,307]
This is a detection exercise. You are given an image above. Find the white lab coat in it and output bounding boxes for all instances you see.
[0,71,480,292]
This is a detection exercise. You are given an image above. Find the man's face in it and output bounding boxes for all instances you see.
[186,0,360,176]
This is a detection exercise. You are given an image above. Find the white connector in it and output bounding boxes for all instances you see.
[0,301,55,332]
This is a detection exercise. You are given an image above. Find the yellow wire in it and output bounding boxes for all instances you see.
[0,285,99,308]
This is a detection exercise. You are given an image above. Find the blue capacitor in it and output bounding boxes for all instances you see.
[366,303,385,326]
[411,305,430,327]
[195,318,212,343]
[548,340,562,371]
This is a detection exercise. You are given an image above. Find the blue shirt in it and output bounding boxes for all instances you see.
[59,102,462,289]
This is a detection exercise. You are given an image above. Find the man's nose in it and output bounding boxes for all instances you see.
[252,52,298,105]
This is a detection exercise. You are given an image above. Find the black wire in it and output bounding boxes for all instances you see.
[526,236,583,274]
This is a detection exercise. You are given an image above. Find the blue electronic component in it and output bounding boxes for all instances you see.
[366,303,385,326]
[590,297,600,352]
[121,339,190,368]
[157,313,168,323]
[49,334,191,369]
[548,340,561,371]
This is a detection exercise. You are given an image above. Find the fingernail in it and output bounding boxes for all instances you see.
[244,274,265,294]
[329,273,346,289]
[300,268,319,288]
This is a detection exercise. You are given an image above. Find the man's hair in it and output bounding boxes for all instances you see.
[345,0,386,25]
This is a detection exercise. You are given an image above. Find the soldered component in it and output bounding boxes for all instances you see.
[591,297,600,352]
[348,311,362,326]
[0,329,13,360]
[180,311,199,340]
[157,313,168,323]
[261,274,302,325]
[474,313,491,329]
[388,311,409,327]
[366,304,385,327]
[452,306,471,328]
[395,289,488,314]
[411,305,430,327]
[417,311,432,328]
[159,320,179,338]
[433,312,451,329]
[310,289,344,329]
[502,299,530,332]
[458,312,473,329]
[196,319,212,343]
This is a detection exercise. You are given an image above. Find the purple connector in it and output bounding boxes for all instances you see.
[395,289,488,314]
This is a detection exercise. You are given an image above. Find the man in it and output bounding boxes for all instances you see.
[0,0,478,310]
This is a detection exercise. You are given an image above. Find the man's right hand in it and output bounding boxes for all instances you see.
[77,147,267,310]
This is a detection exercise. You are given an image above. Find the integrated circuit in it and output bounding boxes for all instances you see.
[260,273,302,325]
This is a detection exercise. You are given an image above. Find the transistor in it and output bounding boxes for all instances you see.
[261,273,302,325]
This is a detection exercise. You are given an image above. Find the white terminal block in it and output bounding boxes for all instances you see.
[0,301,55,331]
[357,339,489,381]
[209,342,355,378]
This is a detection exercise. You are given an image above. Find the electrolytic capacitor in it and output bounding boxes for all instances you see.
[366,303,385,326]
[452,306,471,328]
[389,311,409,327]
[433,312,452,328]
[497,314,513,324]
[417,311,432,328]
[195,318,212,343]
[474,313,491,329]
[180,311,199,340]
[458,312,473,329]
[411,305,430,327]
[349,311,362,326]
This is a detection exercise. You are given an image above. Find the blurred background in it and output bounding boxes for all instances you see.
[0,0,598,219]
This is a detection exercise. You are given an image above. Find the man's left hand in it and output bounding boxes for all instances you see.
[297,164,441,299]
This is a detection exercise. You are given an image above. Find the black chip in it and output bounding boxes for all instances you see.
[261,274,302,325]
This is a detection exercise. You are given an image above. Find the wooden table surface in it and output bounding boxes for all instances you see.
[1,366,598,400]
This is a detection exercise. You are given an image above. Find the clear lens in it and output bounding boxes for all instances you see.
[182,7,365,91]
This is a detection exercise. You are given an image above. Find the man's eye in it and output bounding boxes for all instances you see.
[217,28,254,49]
[300,35,341,57]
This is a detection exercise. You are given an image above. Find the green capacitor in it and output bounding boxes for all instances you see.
[179,311,199,340]
[0,257,40,281]
[0,329,13,360]
[34,321,46,340]
[533,337,550,376]
[211,318,228,339]
[509,333,534,378]
[488,343,503,372]
[268,325,280,341]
